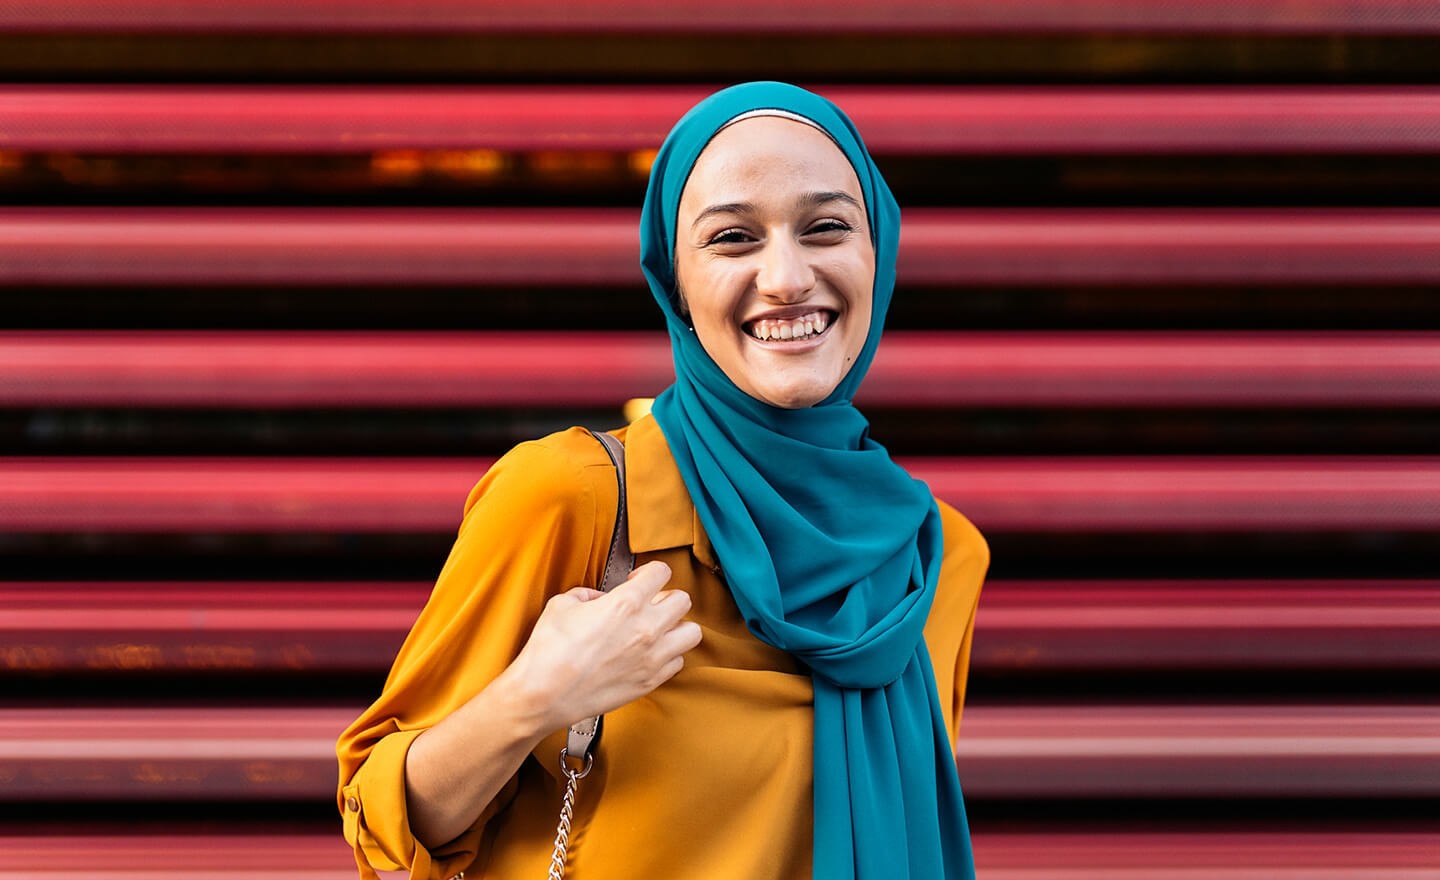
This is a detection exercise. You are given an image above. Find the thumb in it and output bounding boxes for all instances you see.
[609,560,672,602]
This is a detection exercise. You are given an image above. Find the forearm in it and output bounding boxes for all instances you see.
[403,664,556,849]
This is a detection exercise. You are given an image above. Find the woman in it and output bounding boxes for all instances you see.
[337,81,987,880]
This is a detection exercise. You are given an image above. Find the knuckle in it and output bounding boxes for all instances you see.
[627,628,658,653]
[547,592,578,611]
[608,591,641,616]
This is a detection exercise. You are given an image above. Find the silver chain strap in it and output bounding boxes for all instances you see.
[547,748,594,880]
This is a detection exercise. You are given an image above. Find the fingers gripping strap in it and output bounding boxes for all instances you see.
[565,430,633,762]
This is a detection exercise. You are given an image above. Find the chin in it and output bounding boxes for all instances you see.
[753,381,833,410]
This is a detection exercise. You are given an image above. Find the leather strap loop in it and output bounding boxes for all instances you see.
[564,429,632,762]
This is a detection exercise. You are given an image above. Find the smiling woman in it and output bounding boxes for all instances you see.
[336,82,987,880]
[676,115,876,409]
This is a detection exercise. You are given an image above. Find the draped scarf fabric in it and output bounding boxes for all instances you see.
[640,82,974,879]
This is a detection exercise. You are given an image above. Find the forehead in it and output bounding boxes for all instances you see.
[679,116,864,210]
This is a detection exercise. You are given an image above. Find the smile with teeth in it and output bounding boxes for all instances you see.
[746,310,831,342]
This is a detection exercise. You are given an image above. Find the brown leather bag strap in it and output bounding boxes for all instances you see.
[563,429,632,763]
[590,430,634,599]
[548,430,632,879]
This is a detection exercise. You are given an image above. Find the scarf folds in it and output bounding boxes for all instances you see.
[640,82,974,880]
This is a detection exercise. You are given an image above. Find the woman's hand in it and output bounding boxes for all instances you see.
[405,561,701,848]
[504,561,704,732]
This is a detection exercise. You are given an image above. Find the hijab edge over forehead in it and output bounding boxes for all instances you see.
[718,107,841,143]
[640,81,901,408]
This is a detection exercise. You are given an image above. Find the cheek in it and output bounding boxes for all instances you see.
[679,263,746,329]
[840,259,876,358]
[845,307,872,365]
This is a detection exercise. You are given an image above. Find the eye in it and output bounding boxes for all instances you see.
[705,228,755,247]
[804,219,854,238]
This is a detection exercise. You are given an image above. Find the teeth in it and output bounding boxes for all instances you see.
[747,311,831,342]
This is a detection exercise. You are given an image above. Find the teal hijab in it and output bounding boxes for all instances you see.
[641,82,974,880]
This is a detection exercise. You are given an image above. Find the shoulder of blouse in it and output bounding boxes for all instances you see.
[458,425,624,524]
[934,497,991,577]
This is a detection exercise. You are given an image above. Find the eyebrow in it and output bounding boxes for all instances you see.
[689,190,864,232]
[802,191,864,212]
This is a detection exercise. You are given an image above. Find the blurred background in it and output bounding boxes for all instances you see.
[2,2,1439,877]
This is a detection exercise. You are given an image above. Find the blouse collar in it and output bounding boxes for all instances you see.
[621,413,721,572]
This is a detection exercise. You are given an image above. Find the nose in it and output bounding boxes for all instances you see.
[754,234,816,302]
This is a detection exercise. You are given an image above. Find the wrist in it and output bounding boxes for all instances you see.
[491,660,564,741]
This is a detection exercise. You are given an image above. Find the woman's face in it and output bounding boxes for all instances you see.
[674,116,875,409]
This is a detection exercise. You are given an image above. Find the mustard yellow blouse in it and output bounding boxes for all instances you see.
[337,415,987,880]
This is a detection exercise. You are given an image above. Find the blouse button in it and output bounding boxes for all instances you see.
[345,796,360,812]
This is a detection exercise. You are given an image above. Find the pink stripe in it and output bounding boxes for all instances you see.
[1,457,1438,532]
[1,330,1437,407]
[1,0,1437,34]
[3,208,1438,285]
[3,87,1440,153]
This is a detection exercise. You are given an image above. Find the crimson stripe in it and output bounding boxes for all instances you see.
[3,208,1438,286]
[970,581,1440,670]
[0,705,1433,799]
[1,831,1436,876]
[2,457,1438,532]
[3,580,1437,674]
[4,87,1440,154]
[1,0,1437,34]
[954,704,1440,798]
[3,330,1437,408]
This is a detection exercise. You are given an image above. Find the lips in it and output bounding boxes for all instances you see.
[744,309,833,342]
